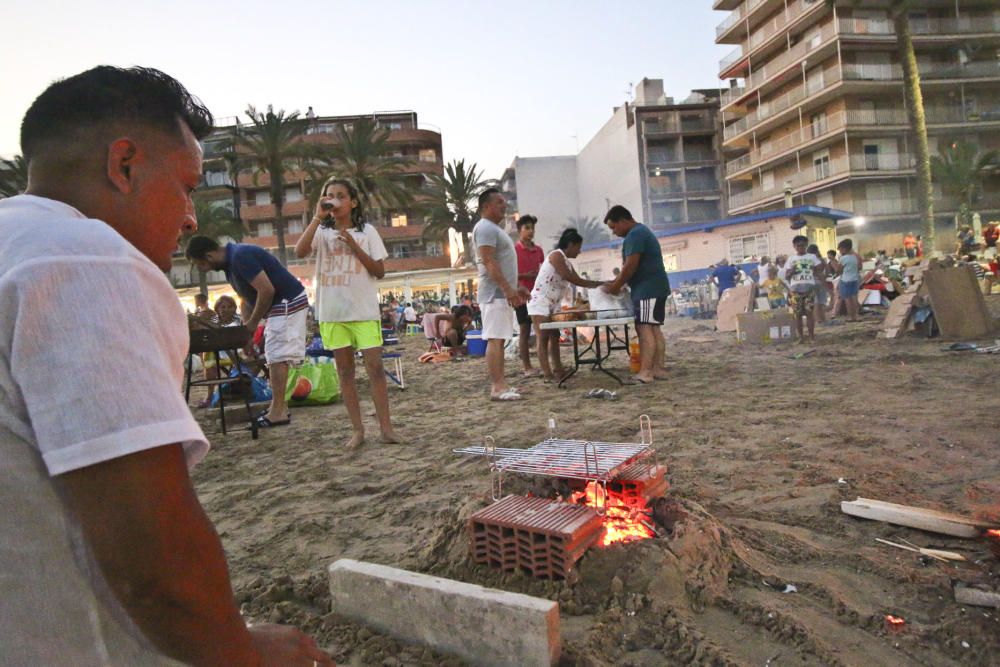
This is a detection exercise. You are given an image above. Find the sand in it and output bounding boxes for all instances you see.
[191,314,1000,666]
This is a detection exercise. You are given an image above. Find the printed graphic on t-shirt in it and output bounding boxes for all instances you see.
[319,233,363,288]
[788,256,817,287]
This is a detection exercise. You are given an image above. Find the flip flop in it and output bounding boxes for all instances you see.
[630,377,652,385]
[254,414,291,427]
[490,389,523,401]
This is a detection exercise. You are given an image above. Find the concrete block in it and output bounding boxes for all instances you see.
[328,559,559,667]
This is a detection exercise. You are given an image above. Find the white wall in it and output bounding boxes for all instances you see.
[512,156,579,248]
[576,104,643,225]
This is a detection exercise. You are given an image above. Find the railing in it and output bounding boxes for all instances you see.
[844,108,908,125]
[840,15,1000,37]
[842,62,902,81]
[849,198,916,216]
[726,109,847,176]
[716,7,743,38]
[921,61,1000,81]
[741,21,838,97]
[849,153,914,172]
[646,154,683,166]
[719,46,744,74]
[648,186,686,198]
[644,119,717,134]
[726,66,844,141]
[747,0,825,52]
[720,85,747,107]
[926,106,1000,124]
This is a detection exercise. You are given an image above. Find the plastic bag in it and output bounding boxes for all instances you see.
[285,360,340,406]
[210,364,272,407]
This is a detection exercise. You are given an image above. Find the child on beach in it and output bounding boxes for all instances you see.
[786,235,823,343]
[837,239,862,322]
[761,266,788,309]
[527,228,604,382]
[295,178,398,448]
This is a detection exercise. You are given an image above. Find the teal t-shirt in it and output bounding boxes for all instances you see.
[622,223,671,299]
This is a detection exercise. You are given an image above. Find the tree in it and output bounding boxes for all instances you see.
[0,155,28,198]
[306,117,416,220]
[422,159,496,264]
[179,199,245,295]
[826,0,935,249]
[553,215,611,247]
[931,141,999,230]
[230,106,310,265]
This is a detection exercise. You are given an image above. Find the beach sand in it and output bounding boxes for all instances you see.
[192,314,1000,666]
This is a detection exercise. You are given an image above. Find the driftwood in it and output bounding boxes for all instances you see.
[955,586,1000,609]
[875,538,965,562]
[841,497,990,538]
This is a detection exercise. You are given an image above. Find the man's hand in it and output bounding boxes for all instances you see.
[505,288,525,308]
[606,282,622,296]
[250,624,335,666]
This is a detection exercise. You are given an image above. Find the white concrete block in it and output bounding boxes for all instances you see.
[328,559,559,667]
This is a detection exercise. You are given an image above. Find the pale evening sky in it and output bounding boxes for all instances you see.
[1,0,730,179]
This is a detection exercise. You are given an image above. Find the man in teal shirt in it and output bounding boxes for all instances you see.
[604,206,671,383]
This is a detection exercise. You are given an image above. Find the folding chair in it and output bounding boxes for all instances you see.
[383,351,405,389]
[185,325,259,439]
[421,313,443,352]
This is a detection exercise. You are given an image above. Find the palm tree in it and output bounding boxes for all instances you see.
[306,117,416,220]
[230,106,309,265]
[422,159,496,264]
[826,0,935,249]
[554,215,611,246]
[931,141,999,230]
[0,155,28,198]
[179,199,245,295]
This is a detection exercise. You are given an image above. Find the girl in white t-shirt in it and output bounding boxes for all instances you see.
[295,178,398,448]
[527,228,604,382]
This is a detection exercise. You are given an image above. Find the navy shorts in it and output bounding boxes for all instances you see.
[839,280,860,298]
[633,296,666,325]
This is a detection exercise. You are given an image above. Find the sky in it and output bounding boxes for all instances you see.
[1,0,730,179]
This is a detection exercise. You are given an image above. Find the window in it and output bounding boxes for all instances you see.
[728,234,770,263]
[254,190,270,206]
[256,222,273,237]
[807,30,822,49]
[863,144,880,170]
[391,213,408,227]
[807,66,825,95]
[811,112,828,137]
[813,149,831,180]
[419,149,437,163]
[204,170,231,187]
[662,254,679,272]
[761,170,775,191]
[287,218,304,234]
[426,241,443,257]
[284,186,303,202]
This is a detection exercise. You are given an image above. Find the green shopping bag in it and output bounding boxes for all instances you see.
[285,360,340,406]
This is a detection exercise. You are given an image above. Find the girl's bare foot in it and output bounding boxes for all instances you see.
[345,432,364,449]
[653,369,669,380]
[380,429,402,444]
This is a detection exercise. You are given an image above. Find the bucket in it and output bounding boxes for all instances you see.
[466,330,487,357]
[629,340,642,374]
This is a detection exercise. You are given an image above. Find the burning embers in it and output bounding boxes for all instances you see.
[570,462,669,546]
[987,529,1000,559]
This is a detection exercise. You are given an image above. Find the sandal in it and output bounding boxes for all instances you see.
[253,414,291,427]
[490,389,523,401]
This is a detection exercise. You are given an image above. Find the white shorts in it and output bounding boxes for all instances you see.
[263,307,307,364]
[480,299,515,340]
[527,296,557,318]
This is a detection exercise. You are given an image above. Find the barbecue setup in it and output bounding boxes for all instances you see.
[454,415,669,580]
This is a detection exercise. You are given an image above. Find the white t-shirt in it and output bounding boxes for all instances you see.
[0,195,207,665]
[312,223,388,322]
[785,253,821,291]
[403,306,418,322]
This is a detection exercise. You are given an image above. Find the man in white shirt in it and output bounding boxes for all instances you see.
[472,188,526,400]
[785,235,823,343]
[1,66,331,666]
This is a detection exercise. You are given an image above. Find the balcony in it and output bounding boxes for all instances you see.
[840,15,1000,38]
[648,185,686,200]
[716,8,743,39]
[719,46,745,76]
[724,66,845,142]
[744,0,828,56]
[643,119,717,135]
[240,199,308,222]
[727,153,914,211]
[842,61,1000,83]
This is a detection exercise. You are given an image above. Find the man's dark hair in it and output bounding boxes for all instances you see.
[838,238,853,251]
[21,66,214,161]
[185,235,221,261]
[478,188,501,212]
[557,228,584,250]
[604,205,634,224]
[792,235,809,245]
[516,215,537,230]
[194,293,209,304]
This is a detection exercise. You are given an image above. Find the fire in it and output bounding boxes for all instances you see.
[571,482,656,546]
[986,529,1000,540]
[884,615,906,633]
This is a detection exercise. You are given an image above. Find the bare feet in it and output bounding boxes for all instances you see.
[653,369,669,380]
[522,368,542,378]
[345,432,364,449]
[632,374,654,384]
[380,429,402,444]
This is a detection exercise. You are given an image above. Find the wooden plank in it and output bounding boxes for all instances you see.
[841,497,991,538]
[955,586,1000,609]
[923,266,995,340]
[715,285,754,333]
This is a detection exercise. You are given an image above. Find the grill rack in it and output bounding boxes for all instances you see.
[454,414,656,511]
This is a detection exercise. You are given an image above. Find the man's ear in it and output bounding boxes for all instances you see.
[106,138,138,194]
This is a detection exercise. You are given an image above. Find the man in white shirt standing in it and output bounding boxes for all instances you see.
[0,66,332,666]
[472,188,526,400]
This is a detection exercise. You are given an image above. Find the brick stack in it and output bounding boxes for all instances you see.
[607,462,669,508]
[468,495,604,580]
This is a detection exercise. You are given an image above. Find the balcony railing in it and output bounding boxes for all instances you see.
[746,0,825,53]
[720,86,747,107]
[925,106,1000,124]
[844,108,908,125]
[716,7,743,38]
[840,15,1000,37]
[921,61,1000,81]
[724,66,845,142]
[848,153,914,172]
[737,21,839,102]
[719,46,744,74]
[643,119,717,134]
[649,186,686,198]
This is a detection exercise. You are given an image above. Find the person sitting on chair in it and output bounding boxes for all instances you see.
[433,305,475,349]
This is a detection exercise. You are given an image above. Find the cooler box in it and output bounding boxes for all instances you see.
[466,329,487,356]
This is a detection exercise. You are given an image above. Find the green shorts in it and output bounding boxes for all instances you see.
[319,320,383,351]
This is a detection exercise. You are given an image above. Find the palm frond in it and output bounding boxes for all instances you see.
[0,155,29,198]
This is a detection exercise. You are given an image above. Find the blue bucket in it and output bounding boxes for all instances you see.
[466,330,487,357]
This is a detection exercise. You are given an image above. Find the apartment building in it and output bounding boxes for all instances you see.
[502,79,726,245]
[715,0,1000,247]
[170,111,452,296]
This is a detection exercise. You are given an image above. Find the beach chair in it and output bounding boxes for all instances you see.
[383,351,405,389]
[185,323,259,439]
[421,313,443,352]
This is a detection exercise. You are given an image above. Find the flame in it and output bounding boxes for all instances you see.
[571,482,655,546]
[986,529,1000,540]
[884,614,906,632]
